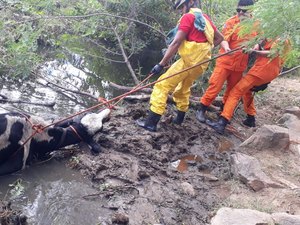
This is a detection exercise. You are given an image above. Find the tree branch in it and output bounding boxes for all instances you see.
[7,12,166,37]
[109,19,140,85]
[280,65,300,76]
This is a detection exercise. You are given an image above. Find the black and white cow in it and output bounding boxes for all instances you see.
[0,109,111,176]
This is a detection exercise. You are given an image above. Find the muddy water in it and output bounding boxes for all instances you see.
[0,57,129,224]
[0,160,111,224]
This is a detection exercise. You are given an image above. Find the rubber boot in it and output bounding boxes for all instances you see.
[196,103,208,123]
[173,110,185,125]
[219,103,224,112]
[206,116,229,135]
[243,114,256,127]
[136,110,161,132]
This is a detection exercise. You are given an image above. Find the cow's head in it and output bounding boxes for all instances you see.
[75,108,111,154]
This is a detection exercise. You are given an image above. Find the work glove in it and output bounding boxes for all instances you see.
[250,82,270,92]
[150,64,164,75]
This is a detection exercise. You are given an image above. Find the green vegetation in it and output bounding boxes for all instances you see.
[0,0,299,79]
[240,0,300,67]
[8,179,25,199]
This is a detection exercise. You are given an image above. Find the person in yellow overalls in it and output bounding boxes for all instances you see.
[136,0,224,132]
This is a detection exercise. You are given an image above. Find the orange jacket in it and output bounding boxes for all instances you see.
[248,40,290,80]
[216,15,256,71]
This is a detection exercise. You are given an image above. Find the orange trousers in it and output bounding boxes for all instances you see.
[221,73,272,121]
[201,67,255,115]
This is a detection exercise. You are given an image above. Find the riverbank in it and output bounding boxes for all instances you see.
[1,74,300,225]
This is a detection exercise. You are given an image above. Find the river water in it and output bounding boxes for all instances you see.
[0,160,112,225]
[0,55,131,224]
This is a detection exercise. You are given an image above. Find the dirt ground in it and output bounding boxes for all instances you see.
[1,74,300,225]
[71,73,300,225]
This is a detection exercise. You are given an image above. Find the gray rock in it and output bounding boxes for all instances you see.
[180,182,196,196]
[277,113,300,153]
[240,125,289,151]
[278,113,300,131]
[231,153,283,191]
[285,106,300,119]
[211,207,274,225]
[272,212,300,225]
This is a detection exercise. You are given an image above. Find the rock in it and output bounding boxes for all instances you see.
[112,212,129,224]
[231,153,283,191]
[277,113,300,153]
[272,212,300,225]
[272,175,299,190]
[199,173,219,182]
[211,207,274,225]
[180,182,196,196]
[138,170,150,180]
[240,125,289,151]
[289,143,300,156]
[284,106,300,119]
[278,113,300,131]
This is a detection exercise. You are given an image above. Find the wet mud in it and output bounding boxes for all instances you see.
[68,102,236,225]
[0,200,27,225]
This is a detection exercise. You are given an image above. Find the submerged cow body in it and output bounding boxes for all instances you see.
[0,109,110,176]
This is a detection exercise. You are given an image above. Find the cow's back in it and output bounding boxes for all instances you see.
[0,113,29,163]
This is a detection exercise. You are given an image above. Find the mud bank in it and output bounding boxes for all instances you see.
[3,75,300,225]
[69,102,237,225]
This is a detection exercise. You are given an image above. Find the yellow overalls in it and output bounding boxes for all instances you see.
[150,8,214,115]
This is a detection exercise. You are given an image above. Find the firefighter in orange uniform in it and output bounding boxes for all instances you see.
[207,39,291,134]
[196,0,257,127]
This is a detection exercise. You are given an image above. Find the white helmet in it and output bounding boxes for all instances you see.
[174,0,190,10]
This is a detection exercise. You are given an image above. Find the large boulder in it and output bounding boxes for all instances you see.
[240,125,289,151]
[211,207,274,225]
[272,212,300,225]
[230,153,283,191]
[211,208,300,225]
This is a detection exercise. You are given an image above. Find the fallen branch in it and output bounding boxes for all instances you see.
[108,82,152,93]
[0,98,55,107]
[38,79,98,100]
[0,94,8,100]
[123,94,151,102]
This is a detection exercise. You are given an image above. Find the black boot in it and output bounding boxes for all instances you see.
[206,116,229,135]
[173,110,186,125]
[243,114,256,127]
[219,103,224,112]
[196,103,208,123]
[136,110,161,132]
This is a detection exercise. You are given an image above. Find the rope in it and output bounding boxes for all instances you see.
[42,47,242,129]
[111,47,243,107]
[10,47,243,152]
[113,72,156,106]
